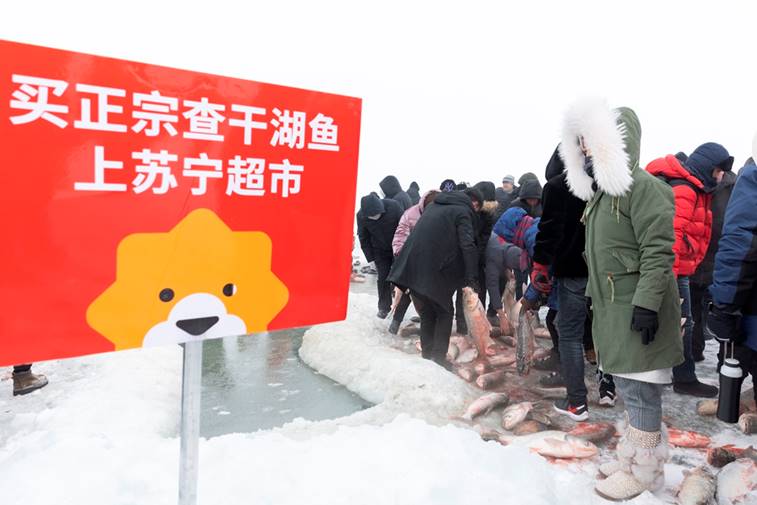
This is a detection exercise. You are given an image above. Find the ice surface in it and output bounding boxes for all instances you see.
[0,290,754,504]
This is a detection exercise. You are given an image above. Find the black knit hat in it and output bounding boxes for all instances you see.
[464,187,484,207]
[439,179,456,192]
[518,180,542,200]
[473,181,496,202]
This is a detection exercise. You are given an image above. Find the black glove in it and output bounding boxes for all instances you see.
[631,306,658,345]
[706,303,742,343]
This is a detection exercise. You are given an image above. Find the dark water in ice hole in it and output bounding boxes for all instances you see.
[200,327,373,438]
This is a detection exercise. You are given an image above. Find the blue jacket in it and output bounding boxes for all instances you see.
[710,160,757,351]
[492,207,540,258]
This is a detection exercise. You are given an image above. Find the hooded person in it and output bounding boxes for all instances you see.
[559,98,683,500]
[646,143,733,398]
[407,181,421,205]
[356,193,404,318]
[388,190,440,334]
[379,175,413,211]
[388,188,481,369]
[690,169,737,360]
[508,178,543,217]
[708,141,757,408]
[531,145,616,419]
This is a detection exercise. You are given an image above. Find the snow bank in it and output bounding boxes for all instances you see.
[297,293,485,428]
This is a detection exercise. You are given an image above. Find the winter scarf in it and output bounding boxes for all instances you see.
[513,214,535,270]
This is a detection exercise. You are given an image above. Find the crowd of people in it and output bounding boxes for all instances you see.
[356,97,757,500]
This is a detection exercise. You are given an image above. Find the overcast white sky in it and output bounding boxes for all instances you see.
[3,0,756,202]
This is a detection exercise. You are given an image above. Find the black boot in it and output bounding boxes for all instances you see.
[388,319,401,335]
[673,380,718,398]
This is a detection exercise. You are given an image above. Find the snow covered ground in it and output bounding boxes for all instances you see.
[0,288,754,504]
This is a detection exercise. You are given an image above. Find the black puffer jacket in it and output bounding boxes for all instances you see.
[691,170,737,286]
[495,187,518,218]
[533,145,588,278]
[356,193,403,263]
[388,192,479,308]
[380,175,413,211]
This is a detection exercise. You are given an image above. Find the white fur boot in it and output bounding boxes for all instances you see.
[598,412,629,478]
[595,426,668,501]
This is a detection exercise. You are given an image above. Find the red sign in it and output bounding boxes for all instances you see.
[0,40,361,366]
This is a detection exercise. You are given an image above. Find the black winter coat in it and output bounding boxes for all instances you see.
[388,192,479,308]
[494,187,518,220]
[691,171,737,286]
[380,175,413,211]
[533,146,587,278]
[476,210,495,268]
[356,198,403,262]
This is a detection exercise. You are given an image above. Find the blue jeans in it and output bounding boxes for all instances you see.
[673,276,697,383]
[614,377,663,432]
[556,277,588,404]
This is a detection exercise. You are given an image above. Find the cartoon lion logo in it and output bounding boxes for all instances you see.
[86,208,289,350]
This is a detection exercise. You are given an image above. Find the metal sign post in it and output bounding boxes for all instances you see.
[178,340,203,505]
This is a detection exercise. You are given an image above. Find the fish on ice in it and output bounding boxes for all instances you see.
[460,392,510,421]
[716,458,757,505]
[499,431,599,459]
[677,466,717,505]
[462,287,501,357]
[502,401,533,430]
[516,306,536,376]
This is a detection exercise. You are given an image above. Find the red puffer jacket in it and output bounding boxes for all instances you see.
[646,155,712,276]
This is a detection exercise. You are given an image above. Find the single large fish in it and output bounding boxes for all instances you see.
[739,413,757,434]
[456,367,476,382]
[668,428,711,449]
[717,458,757,505]
[461,392,509,421]
[516,306,536,376]
[678,467,717,505]
[708,446,757,468]
[456,347,479,364]
[502,401,533,430]
[503,274,520,328]
[496,308,514,337]
[567,422,616,444]
[477,370,507,390]
[462,287,500,356]
[488,353,516,368]
[499,431,599,459]
[513,420,549,436]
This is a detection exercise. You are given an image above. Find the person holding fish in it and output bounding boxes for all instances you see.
[388,187,482,370]
[558,98,683,500]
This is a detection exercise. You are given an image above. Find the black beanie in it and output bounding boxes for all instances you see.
[518,180,542,200]
[473,181,496,202]
[464,187,484,207]
[440,179,456,192]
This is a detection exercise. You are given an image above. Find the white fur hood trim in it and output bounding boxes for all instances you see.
[559,97,633,201]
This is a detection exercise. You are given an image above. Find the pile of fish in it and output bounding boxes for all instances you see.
[677,458,757,505]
